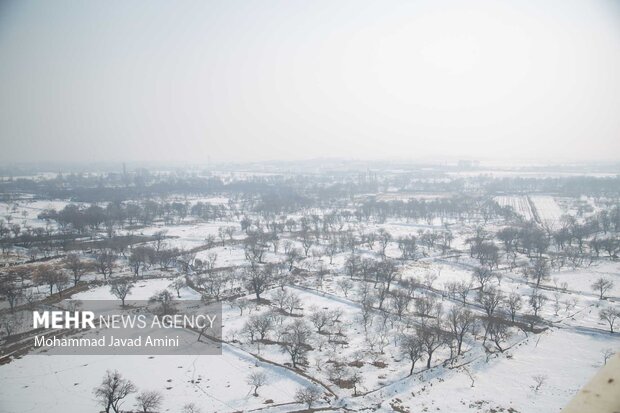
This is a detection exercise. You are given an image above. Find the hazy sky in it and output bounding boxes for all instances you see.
[1,0,619,164]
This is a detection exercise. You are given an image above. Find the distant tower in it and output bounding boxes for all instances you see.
[122,162,129,186]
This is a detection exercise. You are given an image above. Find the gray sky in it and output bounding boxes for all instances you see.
[1,0,619,164]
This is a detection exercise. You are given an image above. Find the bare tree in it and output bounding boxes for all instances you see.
[599,306,619,333]
[398,235,418,260]
[532,375,547,392]
[285,248,302,271]
[279,319,312,368]
[415,295,443,325]
[149,290,176,315]
[95,249,116,280]
[0,275,21,311]
[529,290,547,318]
[455,280,472,304]
[182,403,202,413]
[300,228,314,257]
[377,229,392,258]
[447,306,476,356]
[243,313,274,342]
[169,277,186,298]
[93,370,137,413]
[33,264,65,296]
[244,266,272,301]
[416,325,445,368]
[309,309,332,334]
[233,297,250,315]
[336,278,354,298]
[486,317,511,353]
[294,386,322,409]
[478,286,504,318]
[400,333,424,376]
[129,246,153,277]
[284,292,302,315]
[110,278,134,307]
[524,258,550,288]
[603,348,614,365]
[1,313,23,339]
[64,253,87,286]
[246,371,268,396]
[135,390,163,413]
[506,292,523,322]
[472,267,493,290]
[197,271,229,301]
[591,277,614,300]
[390,290,412,319]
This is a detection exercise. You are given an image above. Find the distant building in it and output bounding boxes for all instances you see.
[457,160,480,169]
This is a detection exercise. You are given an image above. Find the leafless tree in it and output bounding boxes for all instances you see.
[603,348,614,365]
[243,313,274,342]
[400,333,424,375]
[93,370,137,413]
[182,403,202,413]
[284,292,302,315]
[247,371,268,396]
[197,271,228,301]
[506,292,523,322]
[294,385,322,409]
[532,374,547,392]
[135,390,163,413]
[300,228,314,257]
[398,235,418,260]
[34,264,67,296]
[244,266,272,301]
[524,258,550,288]
[281,248,300,272]
[415,295,442,325]
[129,246,153,277]
[390,290,412,319]
[309,309,332,334]
[447,306,476,356]
[455,280,472,304]
[279,319,312,368]
[377,228,392,258]
[472,267,493,290]
[0,275,21,311]
[169,277,185,298]
[336,278,354,297]
[486,317,511,353]
[110,278,134,307]
[233,297,250,316]
[599,306,619,333]
[64,253,87,286]
[95,249,116,280]
[149,289,176,315]
[591,277,614,300]
[478,286,504,319]
[529,290,547,318]
[416,325,446,368]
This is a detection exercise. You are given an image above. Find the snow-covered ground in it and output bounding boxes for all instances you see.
[494,196,536,222]
[1,192,619,413]
[0,345,314,413]
[529,196,564,229]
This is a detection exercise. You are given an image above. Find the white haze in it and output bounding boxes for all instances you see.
[0,0,619,164]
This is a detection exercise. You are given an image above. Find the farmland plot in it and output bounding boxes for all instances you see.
[494,196,536,221]
[529,196,564,229]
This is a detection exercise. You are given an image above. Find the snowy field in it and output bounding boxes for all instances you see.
[494,196,535,222]
[529,196,564,229]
